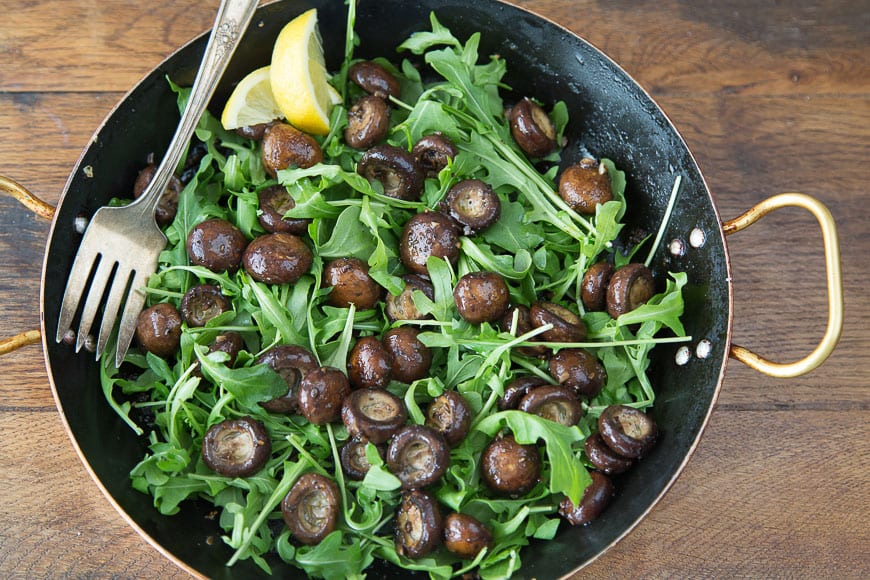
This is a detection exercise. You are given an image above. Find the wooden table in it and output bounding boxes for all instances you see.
[1,1,867,577]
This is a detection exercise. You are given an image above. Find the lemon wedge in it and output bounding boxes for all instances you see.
[270,8,342,136]
[220,66,284,130]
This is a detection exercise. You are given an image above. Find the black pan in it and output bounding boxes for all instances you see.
[1,0,841,578]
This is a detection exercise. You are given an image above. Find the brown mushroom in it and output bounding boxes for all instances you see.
[281,473,340,545]
[298,366,351,425]
[257,345,319,414]
[529,301,587,343]
[385,274,435,323]
[135,302,182,358]
[581,261,615,312]
[584,432,634,475]
[399,211,461,275]
[257,184,310,235]
[133,163,181,227]
[242,232,312,285]
[387,425,451,489]
[453,271,511,324]
[340,437,385,481]
[606,263,655,319]
[558,158,613,215]
[518,385,583,426]
[509,97,557,158]
[548,348,607,399]
[180,284,231,328]
[412,133,457,178]
[598,404,658,459]
[558,471,614,526]
[322,257,382,309]
[187,218,248,273]
[201,417,271,478]
[344,95,390,149]
[341,388,408,444]
[395,491,443,559]
[357,144,424,201]
[443,513,494,559]
[424,391,472,447]
[382,327,432,383]
[440,179,501,234]
[261,122,323,178]
[347,335,393,390]
[480,435,541,497]
[348,60,401,99]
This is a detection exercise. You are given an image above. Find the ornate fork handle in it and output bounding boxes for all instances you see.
[132,0,260,221]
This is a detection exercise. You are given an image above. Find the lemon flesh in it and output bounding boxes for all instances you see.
[220,66,284,130]
[270,8,341,136]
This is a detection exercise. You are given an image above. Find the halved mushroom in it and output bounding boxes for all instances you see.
[412,133,457,178]
[341,388,408,444]
[529,301,587,343]
[424,391,472,447]
[606,263,655,319]
[298,366,351,425]
[201,416,271,478]
[395,491,443,559]
[584,432,634,475]
[548,348,607,399]
[340,437,385,481]
[598,404,658,459]
[382,327,432,384]
[347,335,393,389]
[480,435,541,497]
[348,60,401,99]
[581,261,615,312]
[453,271,511,324]
[399,211,461,275]
[322,257,382,309]
[258,345,319,414]
[440,179,501,234]
[443,513,494,559]
[242,232,313,285]
[135,302,182,358]
[558,158,613,216]
[387,425,450,489]
[281,473,340,545]
[509,97,557,158]
[558,470,614,526]
[357,144,424,201]
[344,95,390,150]
[180,284,230,327]
[261,122,323,178]
[518,385,583,426]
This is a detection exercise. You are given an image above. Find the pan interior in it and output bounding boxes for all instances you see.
[41,1,730,578]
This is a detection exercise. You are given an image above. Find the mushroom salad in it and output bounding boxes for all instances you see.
[99,6,689,579]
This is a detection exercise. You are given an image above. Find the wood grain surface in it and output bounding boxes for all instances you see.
[1,0,867,578]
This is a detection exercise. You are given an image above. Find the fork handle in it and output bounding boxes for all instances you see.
[131,0,260,219]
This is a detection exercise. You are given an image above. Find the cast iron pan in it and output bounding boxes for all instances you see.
[0,0,842,578]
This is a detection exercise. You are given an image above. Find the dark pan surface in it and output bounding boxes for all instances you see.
[40,1,731,577]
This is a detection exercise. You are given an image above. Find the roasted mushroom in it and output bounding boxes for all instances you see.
[443,513,494,559]
[347,335,393,389]
[509,97,557,158]
[581,261,616,312]
[558,158,613,215]
[395,491,443,559]
[187,218,248,273]
[357,144,424,201]
[132,163,181,227]
[529,301,587,343]
[258,345,319,414]
[180,284,231,327]
[261,122,323,178]
[242,232,312,285]
[235,122,273,141]
[424,390,472,447]
[584,432,634,475]
[257,184,310,235]
[281,473,340,545]
[499,305,548,357]
[201,416,271,477]
[606,263,655,319]
[135,302,182,358]
[298,366,351,425]
[440,179,501,234]
[322,257,382,309]
[205,331,244,368]
[412,133,457,178]
[399,211,461,275]
[518,385,583,426]
[344,95,390,149]
[453,271,511,324]
[387,425,450,489]
[382,327,432,383]
[385,274,435,322]
[498,375,549,411]
[340,437,385,481]
[598,404,659,459]
[548,348,607,399]
[480,435,541,497]
[348,60,401,99]
[558,471,614,526]
[341,388,408,444]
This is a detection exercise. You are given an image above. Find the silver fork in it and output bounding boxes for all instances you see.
[56,0,260,367]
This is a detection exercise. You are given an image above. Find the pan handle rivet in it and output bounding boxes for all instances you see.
[668,238,685,257]
[689,227,706,248]
[74,215,89,234]
[675,346,692,366]
[695,339,712,359]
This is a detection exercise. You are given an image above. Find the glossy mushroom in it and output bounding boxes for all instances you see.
[584,432,634,475]
[385,274,435,322]
[322,257,382,309]
[187,218,248,273]
[340,437,385,481]
[518,385,583,426]
[281,473,340,545]
[509,97,557,158]
[558,158,613,215]
[382,327,432,383]
[453,271,511,324]
[201,417,271,478]
[180,284,231,327]
[424,390,472,447]
[598,404,659,459]
[357,144,424,201]
[386,425,450,489]
[529,301,587,343]
[341,388,408,444]
[395,491,443,559]
[399,211,461,275]
[548,348,607,399]
[242,232,313,285]
[480,435,541,497]
[344,95,390,149]
[261,122,323,178]
[558,471,614,526]
[498,375,549,411]
[581,261,615,312]
[412,133,457,178]
[348,60,401,99]
[443,513,494,559]
[440,179,501,234]
[257,345,319,414]
[606,263,656,319]
[132,163,181,227]
[257,184,310,235]
[347,335,393,390]
[135,302,182,358]
[298,366,351,425]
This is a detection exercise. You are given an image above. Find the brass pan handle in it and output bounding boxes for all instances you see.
[723,192,843,378]
[0,175,55,355]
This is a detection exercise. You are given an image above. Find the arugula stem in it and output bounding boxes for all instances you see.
[286,435,330,477]
[644,175,682,268]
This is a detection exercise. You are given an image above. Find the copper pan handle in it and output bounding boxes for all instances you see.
[0,175,55,355]
[723,192,843,377]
